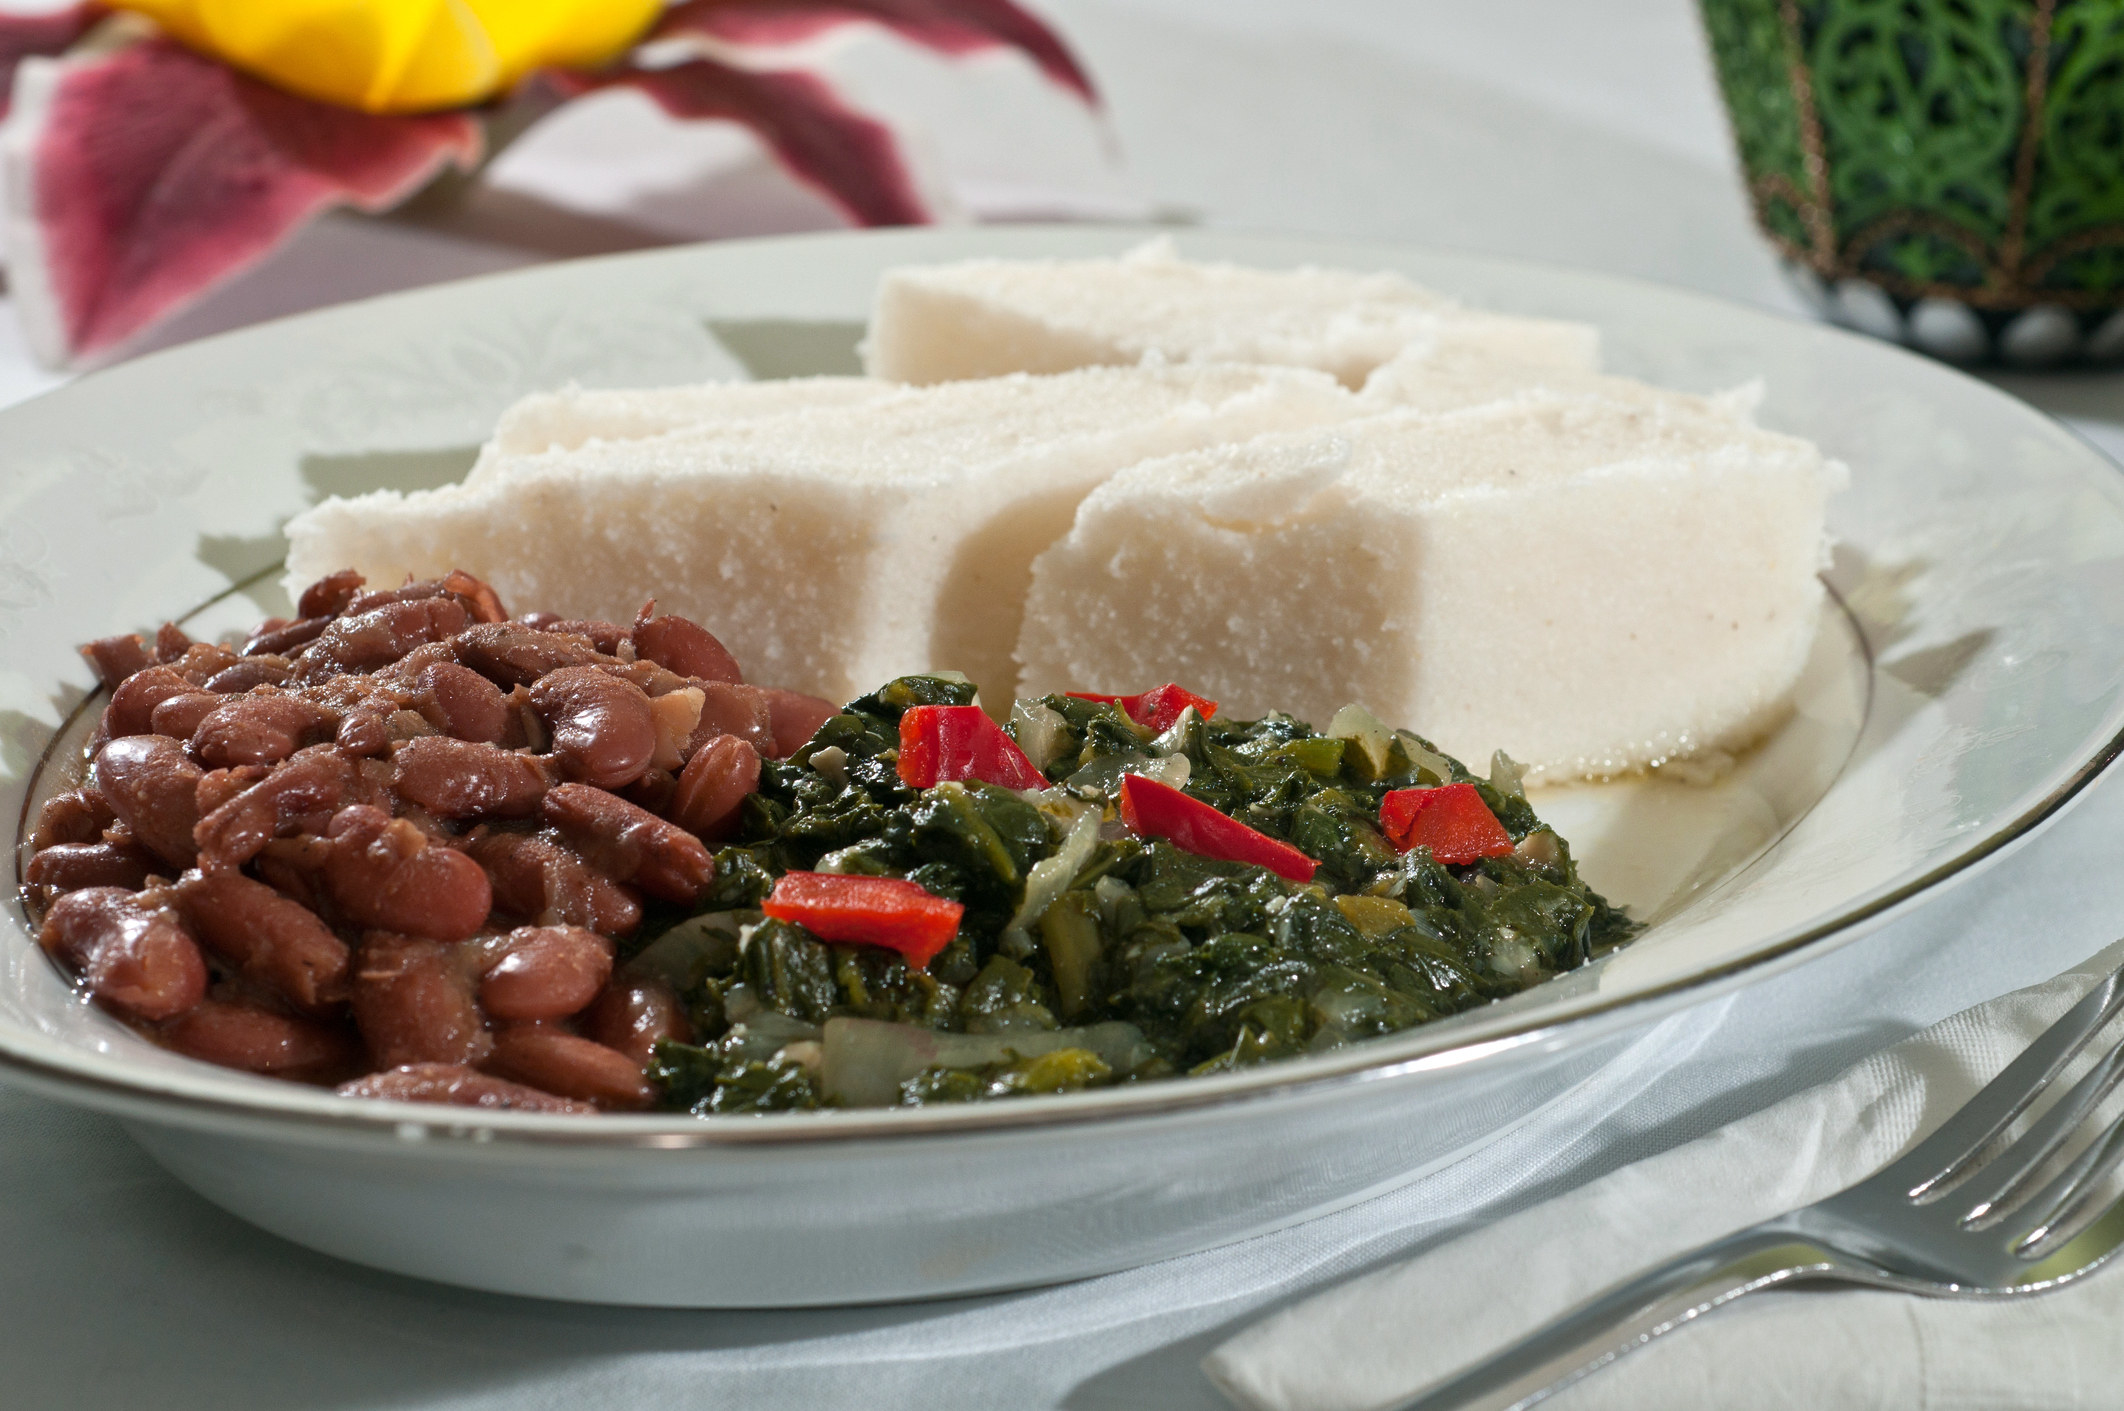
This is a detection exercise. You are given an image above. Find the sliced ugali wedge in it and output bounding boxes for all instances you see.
[465,376,890,485]
[1016,396,1844,782]
[286,363,1359,703]
[864,238,1597,388]
[1361,331,1757,420]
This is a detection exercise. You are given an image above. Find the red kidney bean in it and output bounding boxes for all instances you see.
[583,979,691,1067]
[82,633,156,688]
[324,805,491,940]
[542,784,715,904]
[26,841,155,893]
[172,869,351,1012]
[302,597,470,676]
[391,736,554,819]
[245,616,329,657]
[335,1062,595,1114]
[477,925,613,1022]
[297,569,365,619]
[162,1001,359,1077]
[632,606,743,684]
[190,691,340,768]
[373,639,455,684]
[350,932,492,1068]
[94,736,203,868]
[598,657,690,699]
[345,582,433,615]
[529,666,657,789]
[483,1028,652,1111]
[148,691,223,741]
[195,764,271,818]
[349,575,505,622]
[203,656,291,693]
[154,622,193,662]
[252,835,333,913]
[621,767,678,818]
[415,661,510,743]
[465,831,641,937]
[440,570,509,624]
[756,688,841,759]
[39,887,208,1021]
[453,623,604,686]
[541,618,629,654]
[167,642,240,685]
[33,788,113,849]
[106,666,196,738]
[193,745,359,869]
[670,735,759,842]
[334,704,393,757]
[689,681,777,758]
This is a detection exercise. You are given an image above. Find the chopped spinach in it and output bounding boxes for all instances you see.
[640,676,1638,1114]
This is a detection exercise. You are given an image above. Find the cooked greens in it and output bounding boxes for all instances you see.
[638,677,1636,1113]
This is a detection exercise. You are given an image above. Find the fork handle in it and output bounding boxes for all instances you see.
[1386,1221,1848,1411]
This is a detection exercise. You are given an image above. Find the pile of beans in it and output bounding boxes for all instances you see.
[23,569,837,1115]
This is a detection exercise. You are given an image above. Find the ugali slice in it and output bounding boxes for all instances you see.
[465,376,889,483]
[863,238,1597,388]
[1360,331,1756,421]
[286,363,1359,703]
[1016,397,1845,782]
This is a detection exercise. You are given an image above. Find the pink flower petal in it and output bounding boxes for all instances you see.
[657,0,1096,103]
[9,37,482,365]
[0,2,100,119]
[564,56,931,226]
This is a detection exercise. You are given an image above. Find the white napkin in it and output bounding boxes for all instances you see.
[1205,940,2124,1411]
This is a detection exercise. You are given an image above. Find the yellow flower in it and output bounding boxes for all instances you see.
[110,0,662,113]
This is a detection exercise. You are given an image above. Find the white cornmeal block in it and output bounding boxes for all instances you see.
[1359,330,1756,420]
[864,238,1598,388]
[1016,396,1844,782]
[465,376,890,484]
[286,363,1360,703]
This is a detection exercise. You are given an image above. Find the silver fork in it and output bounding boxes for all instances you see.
[1394,959,2124,1411]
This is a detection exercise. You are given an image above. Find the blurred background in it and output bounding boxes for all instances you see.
[9,0,2116,451]
[13,0,2115,455]
[0,2,1810,400]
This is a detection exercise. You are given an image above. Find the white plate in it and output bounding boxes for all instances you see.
[4,227,2121,1307]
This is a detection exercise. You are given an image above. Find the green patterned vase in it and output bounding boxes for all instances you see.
[1701,0,2124,365]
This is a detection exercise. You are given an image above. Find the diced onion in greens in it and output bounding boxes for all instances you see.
[1327,703,1394,778]
[1489,749,1527,799]
[624,912,748,991]
[1150,705,1206,755]
[1008,699,1070,772]
[1062,750,1189,796]
[820,1017,1155,1106]
[1396,730,1453,786]
[999,808,1102,953]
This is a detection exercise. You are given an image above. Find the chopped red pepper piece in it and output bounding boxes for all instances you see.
[1117,774,1317,883]
[761,871,965,968]
[897,704,1046,791]
[1378,783,1514,865]
[1065,683,1218,735]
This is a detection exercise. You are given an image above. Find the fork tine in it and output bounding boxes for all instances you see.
[2003,1100,2124,1255]
[1955,1026,2124,1225]
[1883,959,2124,1199]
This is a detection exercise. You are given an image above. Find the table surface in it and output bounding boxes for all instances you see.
[7,3,2124,1407]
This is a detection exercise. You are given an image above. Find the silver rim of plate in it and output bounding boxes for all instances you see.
[3,225,2119,1150]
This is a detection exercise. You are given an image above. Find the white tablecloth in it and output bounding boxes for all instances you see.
[5,3,2123,1406]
